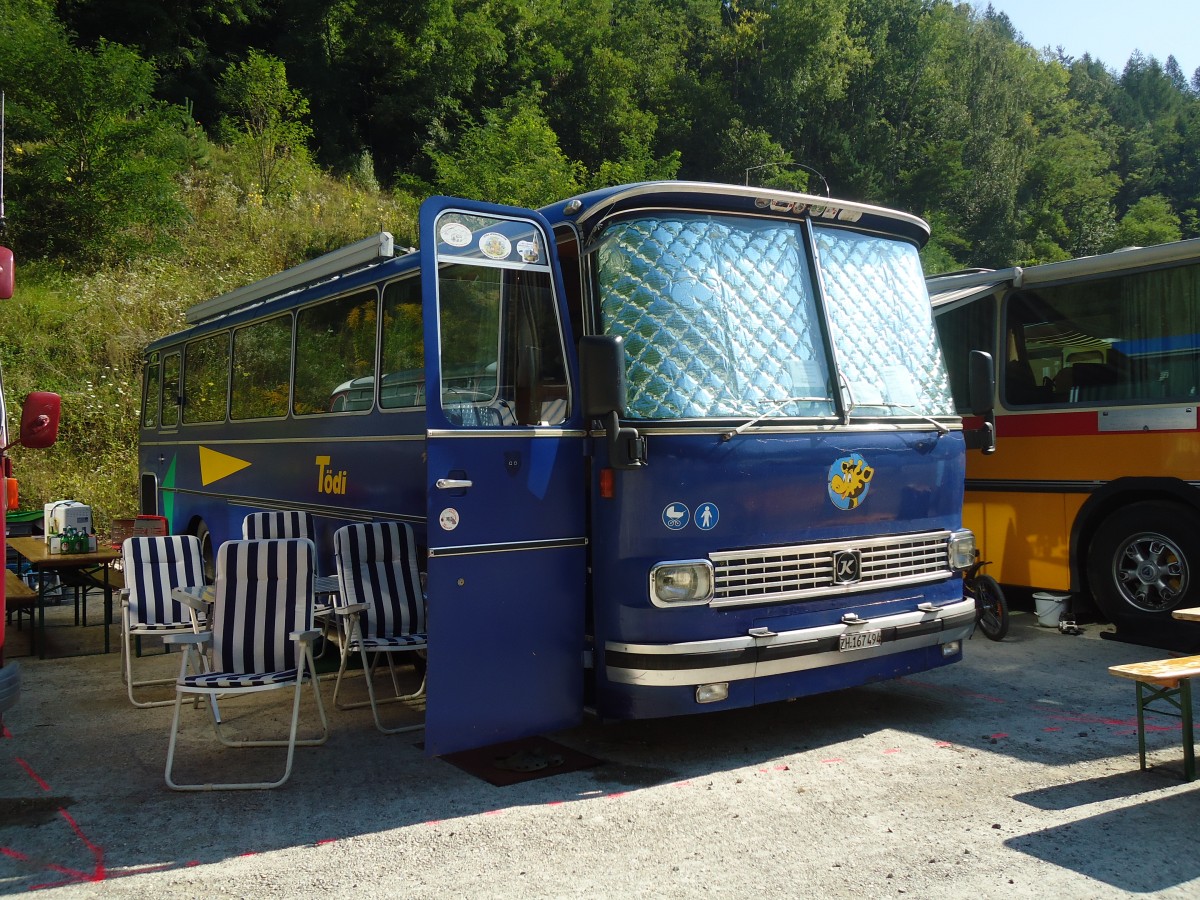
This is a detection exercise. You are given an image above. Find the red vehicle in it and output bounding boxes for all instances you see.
[0,242,62,723]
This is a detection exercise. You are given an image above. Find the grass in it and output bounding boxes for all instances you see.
[2,154,418,534]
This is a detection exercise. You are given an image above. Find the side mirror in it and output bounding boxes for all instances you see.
[968,350,995,416]
[578,335,646,469]
[17,392,61,449]
[0,247,13,300]
[580,335,628,417]
[965,351,996,454]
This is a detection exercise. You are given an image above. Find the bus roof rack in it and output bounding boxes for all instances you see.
[186,232,396,324]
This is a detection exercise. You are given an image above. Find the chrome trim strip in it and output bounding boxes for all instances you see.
[426,428,587,439]
[141,433,426,447]
[429,536,589,558]
[584,422,962,438]
[143,429,589,447]
[162,487,426,525]
[604,599,974,687]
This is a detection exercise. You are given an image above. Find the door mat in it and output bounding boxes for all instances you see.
[441,737,603,787]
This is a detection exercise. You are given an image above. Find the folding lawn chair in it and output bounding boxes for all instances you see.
[332,522,427,734]
[119,535,207,708]
[164,538,328,791]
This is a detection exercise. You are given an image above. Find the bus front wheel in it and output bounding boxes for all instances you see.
[1088,501,1200,630]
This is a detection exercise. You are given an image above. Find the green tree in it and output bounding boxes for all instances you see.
[217,50,314,200]
[0,4,194,266]
[427,94,584,207]
[1107,194,1182,249]
[55,0,269,128]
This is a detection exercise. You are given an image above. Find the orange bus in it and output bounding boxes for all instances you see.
[929,238,1200,635]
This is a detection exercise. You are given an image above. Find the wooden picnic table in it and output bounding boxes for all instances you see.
[8,536,121,658]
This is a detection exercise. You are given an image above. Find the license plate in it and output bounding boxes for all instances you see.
[839,629,881,652]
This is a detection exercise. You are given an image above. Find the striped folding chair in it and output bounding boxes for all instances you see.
[332,522,427,734]
[241,510,315,542]
[119,535,207,708]
[164,538,328,791]
[242,510,337,655]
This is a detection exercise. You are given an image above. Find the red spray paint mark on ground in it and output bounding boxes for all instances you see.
[13,758,50,792]
[0,748,108,892]
[2,727,196,887]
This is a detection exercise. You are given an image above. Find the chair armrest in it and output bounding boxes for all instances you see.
[164,631,212,646]
[171,585,212,611]
[291,628,321,643]
[335,603,367,616]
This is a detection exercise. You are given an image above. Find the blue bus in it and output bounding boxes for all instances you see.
[138,182,992,755]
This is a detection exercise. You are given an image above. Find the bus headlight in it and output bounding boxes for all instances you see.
[948,530,976,571]
[650,560,714,607]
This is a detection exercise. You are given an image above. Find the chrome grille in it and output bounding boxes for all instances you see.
[710,530,952,607]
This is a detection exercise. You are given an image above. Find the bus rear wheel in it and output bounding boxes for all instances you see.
[195,522,216,584]
[1088,501,1200,631]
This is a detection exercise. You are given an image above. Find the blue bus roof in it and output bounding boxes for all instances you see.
[154,181,929,349]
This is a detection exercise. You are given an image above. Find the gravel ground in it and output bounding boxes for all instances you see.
[3,611,1200,898]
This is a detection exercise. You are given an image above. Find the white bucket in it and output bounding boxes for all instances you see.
[1033,592,1068,627]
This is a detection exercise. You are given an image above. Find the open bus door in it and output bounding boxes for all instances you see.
[419,197,587,756]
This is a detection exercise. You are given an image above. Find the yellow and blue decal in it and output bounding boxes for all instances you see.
[828,453,874,510]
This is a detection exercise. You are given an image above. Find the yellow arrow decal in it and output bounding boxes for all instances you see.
[199,446,252,486]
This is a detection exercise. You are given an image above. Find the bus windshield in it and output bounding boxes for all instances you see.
[595,213,953,421]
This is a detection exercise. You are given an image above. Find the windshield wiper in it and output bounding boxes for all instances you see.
[847,401,950,436]
[720,396,834,441]
[838,377,949,435]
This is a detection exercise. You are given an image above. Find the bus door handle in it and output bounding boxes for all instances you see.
[436,478,474,490]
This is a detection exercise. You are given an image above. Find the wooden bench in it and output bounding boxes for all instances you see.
[4,569,38,630]
[1109,655,1200,781]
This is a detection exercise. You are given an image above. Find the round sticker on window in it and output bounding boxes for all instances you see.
[440,222,472,247]
[479,232,512,260]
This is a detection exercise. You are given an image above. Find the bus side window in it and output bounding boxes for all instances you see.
[142,352,161,428]
[183,331,231,424]
[161,352,181,429]
[933,294,995,414]
[295,289,378,416]
[380,278,424,410]
[231,315,292,419]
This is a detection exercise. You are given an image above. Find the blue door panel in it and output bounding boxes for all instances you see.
[424,544,586,756]
[420,195,586,756]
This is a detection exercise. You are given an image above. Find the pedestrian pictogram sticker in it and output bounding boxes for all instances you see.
[695,502,719,530]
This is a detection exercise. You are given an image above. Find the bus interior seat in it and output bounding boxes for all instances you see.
[1005,360,1051,405]
[1054,362,1118,401]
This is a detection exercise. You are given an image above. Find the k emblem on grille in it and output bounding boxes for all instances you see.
[833,549,862,584]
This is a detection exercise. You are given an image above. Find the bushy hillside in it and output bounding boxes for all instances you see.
[1,155,417,532]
